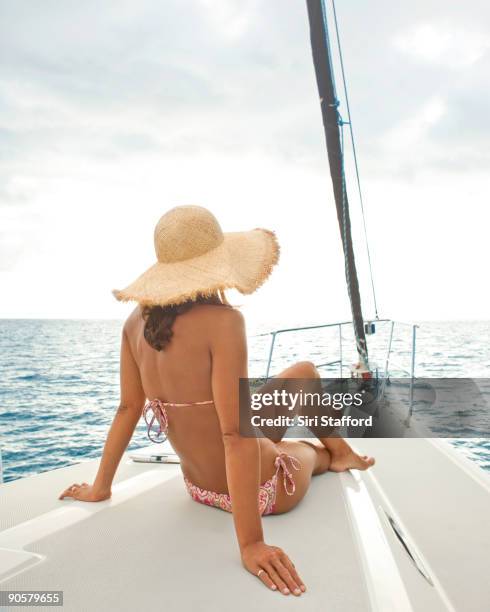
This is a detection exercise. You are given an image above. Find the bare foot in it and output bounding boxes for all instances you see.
[329,451,375,472]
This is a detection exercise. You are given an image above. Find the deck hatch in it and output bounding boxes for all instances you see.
[383,510,434,586]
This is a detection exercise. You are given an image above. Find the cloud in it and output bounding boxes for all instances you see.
[382,97,447,149]
[393,22,490,67]
[0,0,324,171]
[0,0,490,319]
[196,0,259,41]
[0,175,32,206]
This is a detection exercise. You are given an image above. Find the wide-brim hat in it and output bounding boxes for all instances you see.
[112,205,279,307]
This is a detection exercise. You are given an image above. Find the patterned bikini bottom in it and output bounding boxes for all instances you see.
[143,398,302,516]
[184,453,301,516]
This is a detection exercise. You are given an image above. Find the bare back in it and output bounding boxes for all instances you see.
[128,304,216,401]
[123,304,279,493]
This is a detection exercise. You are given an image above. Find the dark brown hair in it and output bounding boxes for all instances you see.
[142,291,229,351]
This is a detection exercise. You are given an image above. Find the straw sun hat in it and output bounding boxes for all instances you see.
[112,205,280,307]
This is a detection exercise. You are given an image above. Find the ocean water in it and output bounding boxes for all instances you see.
[0,319,489,483]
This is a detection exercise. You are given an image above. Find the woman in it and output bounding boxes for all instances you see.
[59,205,374,597]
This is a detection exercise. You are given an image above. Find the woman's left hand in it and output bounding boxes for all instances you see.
[58,483,111,502]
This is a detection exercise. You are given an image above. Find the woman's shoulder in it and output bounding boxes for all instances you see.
[195,305,246,351]
[191,303,245,329]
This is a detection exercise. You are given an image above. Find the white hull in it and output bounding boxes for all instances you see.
[1,438,489,611]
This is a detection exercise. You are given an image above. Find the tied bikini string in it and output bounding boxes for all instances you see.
[143,399,169,443]
[274,454,301,496]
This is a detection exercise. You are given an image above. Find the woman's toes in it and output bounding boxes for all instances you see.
[329,450,376,472]
[361,456,375,468]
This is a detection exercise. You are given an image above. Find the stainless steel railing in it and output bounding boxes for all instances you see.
[258,318,419,419]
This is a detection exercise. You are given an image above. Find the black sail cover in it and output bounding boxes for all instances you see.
[305,0,368,367]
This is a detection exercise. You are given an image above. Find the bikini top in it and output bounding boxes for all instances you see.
[143,398,214,443]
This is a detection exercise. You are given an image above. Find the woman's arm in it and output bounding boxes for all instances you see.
[59,324,145,501]
[211,309,263,549]
[211,309,304,595]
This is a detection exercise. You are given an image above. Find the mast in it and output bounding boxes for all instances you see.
[305,0,369,369]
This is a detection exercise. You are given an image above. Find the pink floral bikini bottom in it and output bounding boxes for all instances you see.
[144,398,301,516]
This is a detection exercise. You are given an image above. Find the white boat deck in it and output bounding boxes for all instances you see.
[1,439,489,611]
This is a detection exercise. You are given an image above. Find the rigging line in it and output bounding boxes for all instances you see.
[331,0,379,319]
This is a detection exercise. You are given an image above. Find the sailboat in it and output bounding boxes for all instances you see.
[1,1,489,610]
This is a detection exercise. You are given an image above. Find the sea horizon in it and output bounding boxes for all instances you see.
[1,318,489,484]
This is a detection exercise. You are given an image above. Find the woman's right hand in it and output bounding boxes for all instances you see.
[241,541,306,596]
[58,483,111,502]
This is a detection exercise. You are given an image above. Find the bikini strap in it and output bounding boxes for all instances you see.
[274,453,301,496]
[161,400,214,407]
[143,398,214,443]
[143,399,169,443]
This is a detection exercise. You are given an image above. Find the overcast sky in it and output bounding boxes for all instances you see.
[1,0,489,327]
